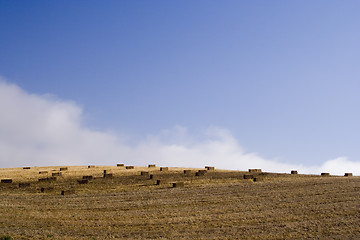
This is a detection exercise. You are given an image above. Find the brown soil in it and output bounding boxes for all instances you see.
[0,165,359,239]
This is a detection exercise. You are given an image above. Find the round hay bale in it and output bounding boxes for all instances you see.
[205,166,215,170]
[321,173,330,176]
[148,164,156,168]
[117,164,124,167]
[248,169,262,173]
[60,167,68,171]
[88,165,95,168]
[126,166,135,169]
[160,167,168,171]
[23,167,31,169]
[291,170,298,174]
[344,173,353,177]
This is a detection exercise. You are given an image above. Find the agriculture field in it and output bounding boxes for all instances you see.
[0,165,359,239]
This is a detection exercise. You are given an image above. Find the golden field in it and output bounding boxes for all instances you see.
[0,165,359,239]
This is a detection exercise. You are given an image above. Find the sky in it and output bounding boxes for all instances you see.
[0,1,360,174]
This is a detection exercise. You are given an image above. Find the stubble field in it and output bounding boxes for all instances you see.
[0,165,359,239]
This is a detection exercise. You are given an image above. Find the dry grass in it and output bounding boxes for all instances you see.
[0,165,359,239]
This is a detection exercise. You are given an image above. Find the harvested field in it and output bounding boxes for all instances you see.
[0,165,360,239]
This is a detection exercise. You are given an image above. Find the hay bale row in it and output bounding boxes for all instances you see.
[148,164,156,168]
[77,179,88,184]
[60,167,68,171]
[291,170,298,174]
[117,163,124,167]
[19,182,30,188]
[38,177,57,182]
[344,173,353,177]
[1,179,12,183]
[83,175,93,180]
[160,167,168,171]
[248,169,262,173]
[172,182,184,188]
[61,190,75,195]
[126,166,134,169]
[321,173,330,176]
[205,166,215,171]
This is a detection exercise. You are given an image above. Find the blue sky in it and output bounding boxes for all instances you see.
[0,1,360,170]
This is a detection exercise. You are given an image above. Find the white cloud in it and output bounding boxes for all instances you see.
[0,78,359,175]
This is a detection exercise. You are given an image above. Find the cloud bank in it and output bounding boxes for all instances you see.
[0,79,359,175]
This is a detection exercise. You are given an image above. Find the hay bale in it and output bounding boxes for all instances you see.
[38,171,48,174]
[248,169,262,173]
[1,179,13,183]
[104,170,108,174]
[23,167,31,169]
[77,179,88,184]
[88,165,95,168]
[52,172,62,177]
[243,174,253,179]
[198,170,207,175]
[205,166,215,171]
[253,177,264,182]
[344,173,353,177]
[19,182,30,187]
[126,166,134,169]
[61,190,75,195]
[196,170,207,176]
[291,170,298,174]
[60,167,68,171]
[83,175,93,180]
[184,170,192,175]
[41,187,54,193]
[160,167,168,171]
[104,173,113,178]
[156,179,164,185]
[321,173,330,176]
[148,164,156,168]
[149,174,154,179]
[38,177,57,182]
[172,182,184,188]
[141,171,149,176]
[117,164,124,167]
